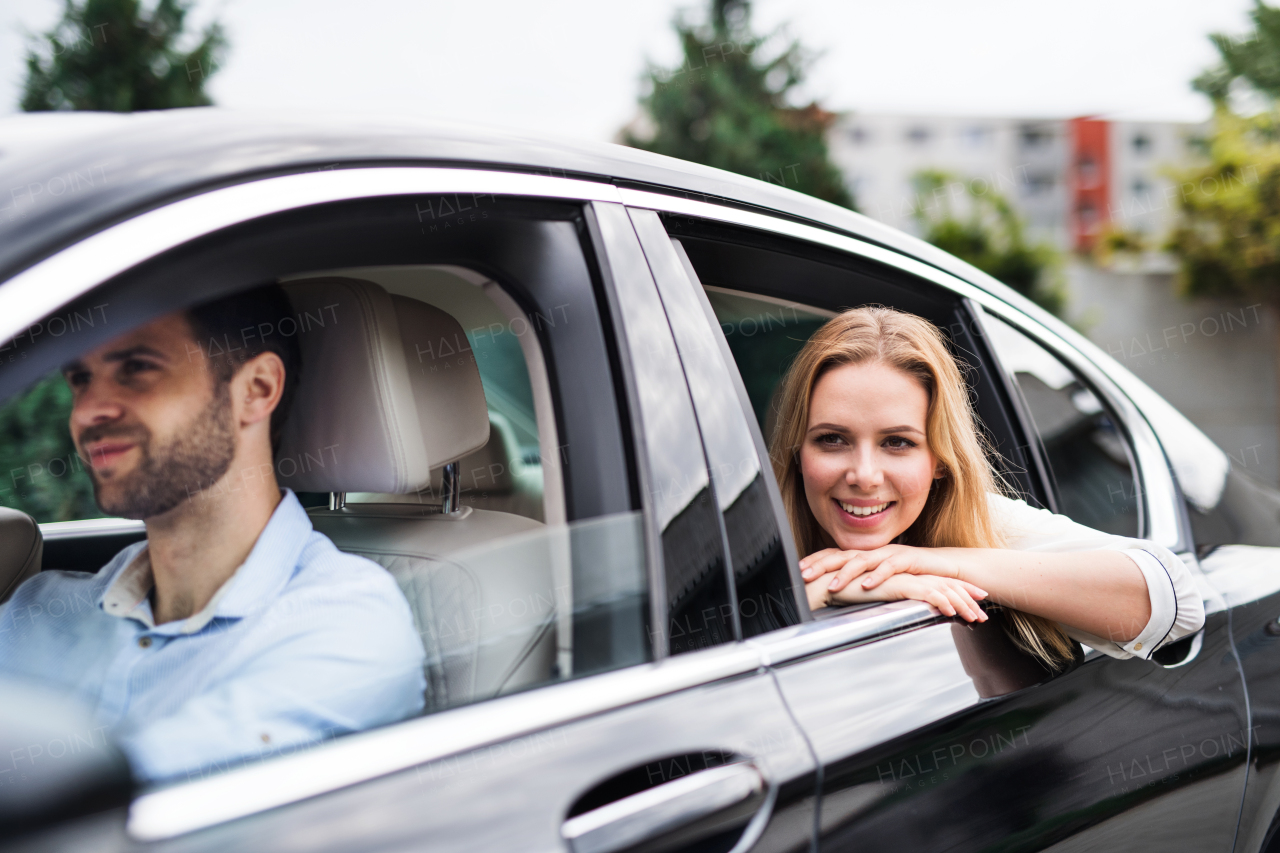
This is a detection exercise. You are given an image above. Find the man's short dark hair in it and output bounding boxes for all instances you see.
[185,284,302,451]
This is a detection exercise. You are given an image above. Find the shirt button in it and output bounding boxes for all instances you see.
[138,636,153,649]
[1133,642,1143,651]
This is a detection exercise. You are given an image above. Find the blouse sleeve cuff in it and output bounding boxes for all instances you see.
[1115,548,1179,660]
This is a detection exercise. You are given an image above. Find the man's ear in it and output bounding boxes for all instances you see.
[232,351,286,429]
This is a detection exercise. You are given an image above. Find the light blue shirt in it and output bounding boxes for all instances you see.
[0,490,426,783]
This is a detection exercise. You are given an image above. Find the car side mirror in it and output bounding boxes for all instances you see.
[0,678,134,844]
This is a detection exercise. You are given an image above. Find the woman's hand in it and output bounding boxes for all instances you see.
[806,570,989,621]
[800,544,982,597]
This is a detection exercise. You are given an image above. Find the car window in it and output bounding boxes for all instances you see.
[979,310,1142,537]
[0,368,108,523]
[0,195,650,786]
[703,287,833,445]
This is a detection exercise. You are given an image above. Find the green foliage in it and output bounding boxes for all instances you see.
[911,170,1066,317]
[1164,107,1280,304]
[1168,5,1280,306]
[0,373,101,523]
[625,0,854,209]
[21,0,225,112]
[1194,1,1280,103]
[1092,224,1149,266]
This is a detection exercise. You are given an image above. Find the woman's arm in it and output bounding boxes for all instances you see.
[806,545,1150,641]
[807,569,990,621]
[943,547,1150,643]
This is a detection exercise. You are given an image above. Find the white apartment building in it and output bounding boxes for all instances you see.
[827,113,1208,252]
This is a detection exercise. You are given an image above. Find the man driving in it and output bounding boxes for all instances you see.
[0,285,426,782]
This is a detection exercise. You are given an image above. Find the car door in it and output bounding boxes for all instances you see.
[0,169,819,853]
[1173,415,1280,853]
[617,187,1251,853]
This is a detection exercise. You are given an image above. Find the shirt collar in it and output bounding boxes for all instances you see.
[97,490,313,635]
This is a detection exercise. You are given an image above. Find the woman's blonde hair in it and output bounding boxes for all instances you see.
[768,305,1074,670]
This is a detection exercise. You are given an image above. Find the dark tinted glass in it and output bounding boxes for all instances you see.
[592,203,735,656]
[983,312,1140,537]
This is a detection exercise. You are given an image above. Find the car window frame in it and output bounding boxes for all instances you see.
[616,187,1187,556]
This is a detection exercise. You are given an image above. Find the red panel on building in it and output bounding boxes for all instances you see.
[1069,117,1111,251]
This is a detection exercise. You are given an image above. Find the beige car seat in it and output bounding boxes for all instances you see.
[275,277,556,713]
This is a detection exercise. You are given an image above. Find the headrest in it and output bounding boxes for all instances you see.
[0,507,42,604]
[275,277,489,493]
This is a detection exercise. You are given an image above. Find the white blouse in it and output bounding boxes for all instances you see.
[987,492,1205,661]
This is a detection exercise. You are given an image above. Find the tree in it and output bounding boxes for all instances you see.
[1165,3,1280,463]
[0,376,98,523]
[1193,1,1280,103]
[1,0,227,523]
[624,0,855,209]
[911,170,1066,317]
[21,0,225,112]
[1166,2,1280,309]
[1163,108,1280,306]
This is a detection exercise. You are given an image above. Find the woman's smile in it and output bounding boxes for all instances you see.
[833,497,897,526]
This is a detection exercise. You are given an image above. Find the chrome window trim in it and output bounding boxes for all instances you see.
[128,597,937,841]
[617,189,1182,550]
[0,168,624,343]
[38,517,145,540]
[127,642,759,840]
[747,600,943,666]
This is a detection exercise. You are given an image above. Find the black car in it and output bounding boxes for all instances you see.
[2,108,1280,853]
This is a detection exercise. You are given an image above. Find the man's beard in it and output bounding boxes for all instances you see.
[82,382,237,520]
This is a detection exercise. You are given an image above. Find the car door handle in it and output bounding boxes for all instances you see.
[562,762,765,853]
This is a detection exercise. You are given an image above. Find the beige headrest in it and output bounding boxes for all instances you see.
[275,277,489,493]
[0,507,41,604]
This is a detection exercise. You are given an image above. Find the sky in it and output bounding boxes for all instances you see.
[0,0,1261,143]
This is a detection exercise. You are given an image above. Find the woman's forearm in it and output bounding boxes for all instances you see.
[945,548,1152,643]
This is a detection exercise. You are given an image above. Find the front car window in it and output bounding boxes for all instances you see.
[0,196,650,788]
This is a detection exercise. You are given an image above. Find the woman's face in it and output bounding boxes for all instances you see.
[800,360,942,552]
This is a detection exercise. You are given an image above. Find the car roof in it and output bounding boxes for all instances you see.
[0,107,1005,294]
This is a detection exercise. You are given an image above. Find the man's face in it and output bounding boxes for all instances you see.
[63,314,236,520]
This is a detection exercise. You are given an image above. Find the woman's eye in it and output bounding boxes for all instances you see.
[884,436,917,449]
[815,432,845,447]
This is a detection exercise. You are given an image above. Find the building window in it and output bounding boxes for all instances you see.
[1132,133,1152,155]
[906,126,931,145]
[962,125,991,147]
[1019,125,1053,148]
[1132,177,1151,196]
[1024,173,1055,195]
[1077,156,1099,189]
[848,126,869,144]
[1077,201,1099,228]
